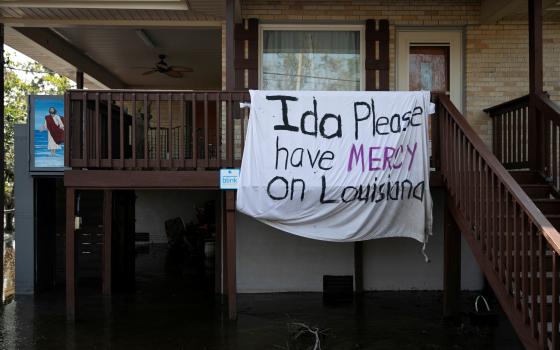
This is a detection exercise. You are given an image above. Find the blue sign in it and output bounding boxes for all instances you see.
[220,169,240,190]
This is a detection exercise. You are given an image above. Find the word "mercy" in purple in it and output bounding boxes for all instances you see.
[347,143,418,172]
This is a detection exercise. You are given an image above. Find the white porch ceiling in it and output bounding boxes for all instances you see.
[5,26,107,89]
[5,26,222,90]
[55,27,222,89]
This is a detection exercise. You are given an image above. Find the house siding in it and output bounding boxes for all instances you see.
[237,189,485,292]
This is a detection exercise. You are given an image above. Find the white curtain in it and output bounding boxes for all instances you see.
[262,30,360,91]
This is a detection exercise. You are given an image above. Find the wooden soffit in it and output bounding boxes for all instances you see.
[0,0,225,26]
[0,0,190,11]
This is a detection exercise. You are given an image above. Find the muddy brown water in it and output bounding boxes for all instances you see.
[0,245,523,349]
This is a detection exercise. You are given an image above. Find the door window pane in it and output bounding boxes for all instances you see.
[409,46,450,142]
[409,46,449,93]
[262,30,361,91]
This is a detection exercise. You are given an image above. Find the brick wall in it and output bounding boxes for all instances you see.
[544,24,560,102]
[238,0,560,147]
[467,21,560,145]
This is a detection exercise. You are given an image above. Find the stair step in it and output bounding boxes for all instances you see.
[533,199,560,215]
[546,215,560,229]
[487,169,560,345]
[509,170,547,184]
[521,184,556,199]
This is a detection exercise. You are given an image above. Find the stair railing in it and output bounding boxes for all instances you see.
[532,95,560,193]
[484,94,530,170]
[486,93,560,194]
[435,93,560,349]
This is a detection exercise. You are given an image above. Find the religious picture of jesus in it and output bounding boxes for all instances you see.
[39,107,65,156]
[31,95,65,169]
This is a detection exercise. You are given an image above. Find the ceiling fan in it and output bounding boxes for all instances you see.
[139,54,193,78]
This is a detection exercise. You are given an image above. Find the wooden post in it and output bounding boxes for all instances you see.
[66,188,76,321]
[354,242,363,294]
[102,190,112,295]
[225,0,235,91]
[224,0,237,320]
[76,71,84,89]
[222,193,227,300]
[0,23,4,303]
[364,19,390,91]
[225,190,237,320]
[215,191,223,295]
[528,0,543,172]
[528,0,543,96]
[443,205,461,318]
[234,18,259,90]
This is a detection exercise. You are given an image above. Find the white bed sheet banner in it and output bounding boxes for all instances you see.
[237,90,433,246]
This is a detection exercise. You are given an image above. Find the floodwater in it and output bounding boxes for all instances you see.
[0,245,523,349]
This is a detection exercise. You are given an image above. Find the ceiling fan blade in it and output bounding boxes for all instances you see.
[170,66,194,72]
[165,70,183,78]
[142,70,157,76]
[171,67,194,73]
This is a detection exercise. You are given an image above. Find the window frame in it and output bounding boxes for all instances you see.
[258,24,366,91]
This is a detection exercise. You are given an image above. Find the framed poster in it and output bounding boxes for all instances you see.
[29,95,65,171]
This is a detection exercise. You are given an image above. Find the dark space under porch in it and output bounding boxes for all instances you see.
[1,244,523,349]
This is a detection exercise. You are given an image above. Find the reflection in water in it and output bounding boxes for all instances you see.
[0,244,523,349]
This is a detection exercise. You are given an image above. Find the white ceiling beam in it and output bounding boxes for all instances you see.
[0,1,189,11]
[135,29,159,50]
[14,27,127,88]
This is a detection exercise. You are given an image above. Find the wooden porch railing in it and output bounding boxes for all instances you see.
[437,93,560,349]
[532,95,560,192]
[484,94,530,170]
[64,90,250,170]
[486,93,560,193]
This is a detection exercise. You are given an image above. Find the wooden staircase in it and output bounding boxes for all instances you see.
[513,170,560,348]
[435,93,560,350]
